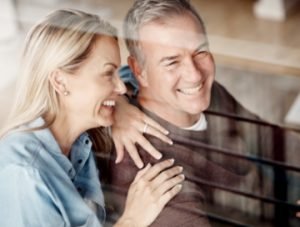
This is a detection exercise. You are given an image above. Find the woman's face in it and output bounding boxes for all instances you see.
[65,36,126,129]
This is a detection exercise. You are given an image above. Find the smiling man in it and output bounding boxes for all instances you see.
[106,0,300,226]
[107,0,258,226]
[131,13,214,128]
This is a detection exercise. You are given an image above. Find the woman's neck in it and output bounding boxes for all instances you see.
[45,113,84,156]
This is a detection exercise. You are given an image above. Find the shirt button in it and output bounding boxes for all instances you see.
[77,187,82,192]
[85,140,89,145]
[78,159,83,164]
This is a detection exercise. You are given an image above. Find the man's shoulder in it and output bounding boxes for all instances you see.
[209,81,238,112]
[208,81,259,119]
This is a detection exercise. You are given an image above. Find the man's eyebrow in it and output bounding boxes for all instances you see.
[159,42,209,64]
[194,42,209,52]
[159,55,180,64]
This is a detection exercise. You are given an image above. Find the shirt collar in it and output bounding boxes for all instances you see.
[28,117,92,176]
[183,113,207,131]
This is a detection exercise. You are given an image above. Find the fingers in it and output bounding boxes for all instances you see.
[151,166,183,190]
[158,184,183,208]
[127,159,184,223]
[142,159,175,181]
[143,115,169,135]
[135,136,162,160]
[133,163,152,183]
[114,140,124,164]
[154,173,184,197]
[142,124,173,145]
[124,140,144,169]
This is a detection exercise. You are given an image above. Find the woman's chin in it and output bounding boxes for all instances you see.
[96,117,114,128]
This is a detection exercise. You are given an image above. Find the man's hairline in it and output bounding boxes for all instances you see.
[130,11,208,68]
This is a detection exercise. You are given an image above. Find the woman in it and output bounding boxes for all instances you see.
[0,9,184,227]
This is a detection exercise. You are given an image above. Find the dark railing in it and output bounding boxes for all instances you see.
[98,110,300,227]
[204,110,300,226]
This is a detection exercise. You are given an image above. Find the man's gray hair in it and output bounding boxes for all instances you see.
[124,0,206,64]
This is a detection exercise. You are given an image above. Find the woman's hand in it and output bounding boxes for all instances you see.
[115,159,184,227]
[112,96,173,168]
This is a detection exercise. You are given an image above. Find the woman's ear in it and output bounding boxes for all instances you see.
[48,70,70,96]
[127,56,148,87]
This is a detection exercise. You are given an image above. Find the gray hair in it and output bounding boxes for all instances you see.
[124,0,206,65]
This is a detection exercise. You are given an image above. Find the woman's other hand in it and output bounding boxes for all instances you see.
[112,96,173,168]
[115,159,184,227]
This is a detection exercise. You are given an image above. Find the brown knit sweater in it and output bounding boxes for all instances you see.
[104,82,300,226]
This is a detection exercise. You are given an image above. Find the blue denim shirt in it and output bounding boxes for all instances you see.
[0,118,105,227]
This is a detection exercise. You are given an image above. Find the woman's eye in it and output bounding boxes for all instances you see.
[105,71,114,77]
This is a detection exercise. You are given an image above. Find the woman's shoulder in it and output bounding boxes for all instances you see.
[0,131,43,168]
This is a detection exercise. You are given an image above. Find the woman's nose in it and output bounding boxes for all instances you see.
[114,75,127,95]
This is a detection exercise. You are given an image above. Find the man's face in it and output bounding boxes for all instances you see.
[135,13,215,127]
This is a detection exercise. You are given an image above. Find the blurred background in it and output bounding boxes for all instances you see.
[0,0,300,128]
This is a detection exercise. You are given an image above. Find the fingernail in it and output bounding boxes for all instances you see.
[168,140,173,145]
[178,166,183,172]
[138,162,144,169]
[176,184,182,190]
[179,174,185,180]
[169,158,175,164]
[156,153,162,159]
[164,130,169,135]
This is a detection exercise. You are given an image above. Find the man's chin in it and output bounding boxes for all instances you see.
[184,101,210,115]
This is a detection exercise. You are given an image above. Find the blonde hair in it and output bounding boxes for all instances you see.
[124,0,206,65]
[1,9,117,152]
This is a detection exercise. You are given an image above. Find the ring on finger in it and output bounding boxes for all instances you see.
[143,122,149,134]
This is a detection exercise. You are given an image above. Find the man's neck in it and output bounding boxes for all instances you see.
[138,95,200,128]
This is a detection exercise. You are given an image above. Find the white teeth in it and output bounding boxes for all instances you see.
[103,100,115,107]
[178,84,203,95]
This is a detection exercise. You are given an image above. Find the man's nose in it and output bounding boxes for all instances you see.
[184,57,202,82]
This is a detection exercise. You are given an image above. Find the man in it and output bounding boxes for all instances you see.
[106,0,300,226]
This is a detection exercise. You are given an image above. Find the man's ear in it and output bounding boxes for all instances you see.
[48,70,69,96]
[127,56,148,87]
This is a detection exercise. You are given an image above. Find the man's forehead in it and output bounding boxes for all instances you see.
[138,16,207,51]
[140,29,206,51]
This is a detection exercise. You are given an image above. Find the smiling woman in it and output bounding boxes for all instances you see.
[0,9,184,227]
[55,35,125,130]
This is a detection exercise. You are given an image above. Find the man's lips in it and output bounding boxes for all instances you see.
[177,83,204,95]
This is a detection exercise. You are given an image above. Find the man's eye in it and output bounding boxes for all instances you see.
[195,51,209,59]
[167,61,178,67]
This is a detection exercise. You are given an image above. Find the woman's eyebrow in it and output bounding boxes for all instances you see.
[104,62,118,69]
